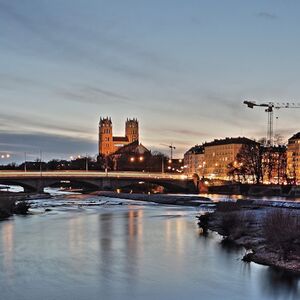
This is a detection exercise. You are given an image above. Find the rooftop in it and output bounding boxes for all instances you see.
[204,137,257,147]
[185,145,204,155]
[289,132,300,141]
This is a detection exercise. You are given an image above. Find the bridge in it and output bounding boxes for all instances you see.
[0,171,197,194]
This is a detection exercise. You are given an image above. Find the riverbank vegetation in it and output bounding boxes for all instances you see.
[197,202,300,274]
[0,196,30,220]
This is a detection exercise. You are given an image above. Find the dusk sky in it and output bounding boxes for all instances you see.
[1,0,300,162]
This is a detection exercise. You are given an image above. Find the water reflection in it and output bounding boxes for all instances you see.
[68,215,86,272]
[0,203,299,300]
[1,221,14,280]
[99,213,114,281]
[124,209,143,289]
[199,231,300,299]
[260,268,300,299]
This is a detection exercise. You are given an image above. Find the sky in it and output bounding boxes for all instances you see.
[1,0,300,162]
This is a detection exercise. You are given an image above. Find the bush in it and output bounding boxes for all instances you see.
[197,213,210,235]
[216,201,241,212]
[13,201,30,215]
[219,210,255,239]
[263,209,300,260]
[0,198,15,220]
[220,212,240,236]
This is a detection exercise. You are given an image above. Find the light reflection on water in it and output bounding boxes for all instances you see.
[0,201,299,300]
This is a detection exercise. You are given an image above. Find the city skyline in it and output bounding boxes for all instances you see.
[1,0,300,161]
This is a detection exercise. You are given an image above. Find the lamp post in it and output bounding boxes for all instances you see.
[39,150,43,176]
[85,153,88,172]
[24,152,27,172]
[201,161,206,179]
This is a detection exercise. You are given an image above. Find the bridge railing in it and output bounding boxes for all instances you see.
[0,170,190,180]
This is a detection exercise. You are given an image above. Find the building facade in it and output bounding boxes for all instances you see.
[184,137,256,179]
[98,117,139,156]
[183,145,205,176]
[203,137,256,179]
[287,132,300,183]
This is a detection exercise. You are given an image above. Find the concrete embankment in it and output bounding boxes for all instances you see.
[208,184,300,197]
[95,191,213,207]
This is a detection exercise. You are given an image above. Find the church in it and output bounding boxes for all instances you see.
[98,117,140,156]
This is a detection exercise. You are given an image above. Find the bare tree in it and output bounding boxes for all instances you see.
[232,143,263,184]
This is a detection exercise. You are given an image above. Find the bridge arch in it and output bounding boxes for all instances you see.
[45,178,100,192]
[0,179,37,193]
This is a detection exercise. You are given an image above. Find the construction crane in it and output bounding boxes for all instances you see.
[243,100,300,146]
[160,143,176,159]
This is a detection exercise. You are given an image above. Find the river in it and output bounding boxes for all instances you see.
[0,192,299,300]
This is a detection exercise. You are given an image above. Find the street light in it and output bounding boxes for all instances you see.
[0,153,11,160]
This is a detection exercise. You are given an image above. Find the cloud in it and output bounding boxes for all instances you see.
[257,12,278,20]
[0,112,93,139]
[0,132,97,161]
[0,1,179,85]
[57,84,133,106]
[157,128,211,138]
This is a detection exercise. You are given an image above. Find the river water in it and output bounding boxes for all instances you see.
[0,193,299,300]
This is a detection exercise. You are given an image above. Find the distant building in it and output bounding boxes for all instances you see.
[184,137,256,179]
[183,145,205,176]
[287,132,300,183]
[98,117,139,156]
[110,140,151,171]
[203,137,256,179]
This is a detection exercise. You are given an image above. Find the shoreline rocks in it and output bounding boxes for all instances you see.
[197,203,300,275]
[0,193,35,220]
[94,191,213,206]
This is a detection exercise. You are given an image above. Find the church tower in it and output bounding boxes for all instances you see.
[99,117,113,156]
[125,118,139,144]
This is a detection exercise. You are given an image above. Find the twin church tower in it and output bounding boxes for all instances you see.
[98,117,139,156]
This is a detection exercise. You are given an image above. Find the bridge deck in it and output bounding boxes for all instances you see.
[0,171,189,181]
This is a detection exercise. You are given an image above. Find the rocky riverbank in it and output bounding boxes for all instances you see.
[94,191,213,206]
[197,202,300,274]
[0,192,33,220]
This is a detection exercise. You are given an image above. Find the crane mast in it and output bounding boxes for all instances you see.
[160,143,176,159]
[243,101,300,146]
